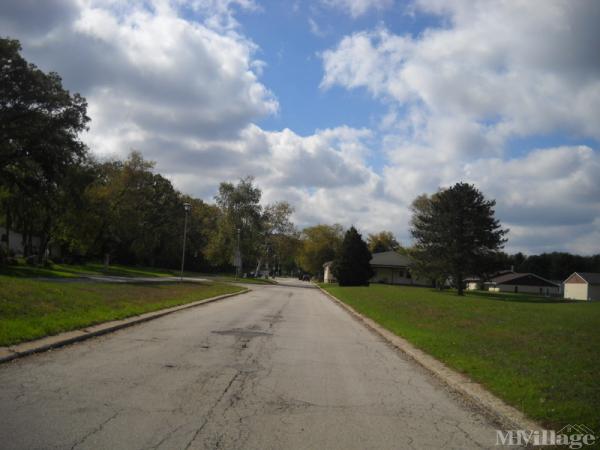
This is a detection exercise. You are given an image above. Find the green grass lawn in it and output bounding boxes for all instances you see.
[0,262,175,278]
[321,284,600,429]
[0,262,279,285]
[0,276,243,346]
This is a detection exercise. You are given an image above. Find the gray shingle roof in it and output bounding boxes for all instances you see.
[369,251,412,268]
[573,272,600,285]
[491,272,559,287]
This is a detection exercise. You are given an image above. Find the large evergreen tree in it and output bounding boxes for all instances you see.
[410,183,508,295]
[334,226,374,286]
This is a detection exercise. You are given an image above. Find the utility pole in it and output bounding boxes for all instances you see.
[180,203,191,281]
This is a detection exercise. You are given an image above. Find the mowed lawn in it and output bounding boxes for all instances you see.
[0,276,243,346]
[322,284,600,429]
[0,262,175,279]
[0,263,278,285]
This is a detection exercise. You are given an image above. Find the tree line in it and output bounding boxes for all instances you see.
[2,37,597,281]
[0,37,299,274]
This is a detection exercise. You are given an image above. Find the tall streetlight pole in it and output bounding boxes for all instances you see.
[235,227,241,278]
[180,202,191,281]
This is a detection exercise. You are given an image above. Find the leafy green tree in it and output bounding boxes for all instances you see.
[207,177,298,276]
[367,231,401,253]
[410,183,508,295]
[65,153,187,268]
[270,232,301,274]
[182,197,220,272]
[257,201,296,275]
[333,226,373,286]
[296,224,344,276]
[515,252,600,281]
[208,177,264,271]
[0,37,90,261]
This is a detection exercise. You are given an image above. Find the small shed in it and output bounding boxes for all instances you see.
[323,261,337,283]
[563,272,600,301]
[487,272,560,296]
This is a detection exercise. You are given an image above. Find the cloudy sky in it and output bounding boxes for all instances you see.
[2,0,599,254]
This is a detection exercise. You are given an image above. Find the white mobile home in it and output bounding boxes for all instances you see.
[564,272,600,301]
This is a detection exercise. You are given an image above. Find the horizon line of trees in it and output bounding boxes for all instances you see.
[0,37,301,274]
[2,37,598,280]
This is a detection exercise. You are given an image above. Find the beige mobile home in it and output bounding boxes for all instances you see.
[563,272,600,301]
[369,251,428,286]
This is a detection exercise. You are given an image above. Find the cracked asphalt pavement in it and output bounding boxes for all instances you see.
[0,279,503,449]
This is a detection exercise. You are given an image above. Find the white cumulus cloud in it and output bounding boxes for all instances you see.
[322,0,600,253]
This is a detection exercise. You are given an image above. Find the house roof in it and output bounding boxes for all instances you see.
[566,272,600,285]
[490,272,559,287]
[370,251,412,268]
[464,276,481,282]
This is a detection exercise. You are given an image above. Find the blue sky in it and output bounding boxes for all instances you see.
[1,0,599,254]
[238,1,439,136]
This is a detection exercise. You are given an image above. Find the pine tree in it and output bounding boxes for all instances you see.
[334,226,374,286]
[410,183,508,295]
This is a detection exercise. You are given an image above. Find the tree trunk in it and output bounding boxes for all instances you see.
[456,272,464,296]
[5,205,11,252]
[38,234,50,264]
[37,216,53,264]
[254,257,262,278]
[23,228,29,257]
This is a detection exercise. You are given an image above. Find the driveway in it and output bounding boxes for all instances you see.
[0,281,502,449]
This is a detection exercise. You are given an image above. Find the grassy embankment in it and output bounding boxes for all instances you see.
[0,275,244,346]
[0,262,277,284]
[321,284,600,429]
[0,262,175,278]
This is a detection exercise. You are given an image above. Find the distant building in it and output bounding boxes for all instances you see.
[486,272,560,296]
[464,270,514,291]
[464,276,483,291]
[323,261,336,283]
[0,227,61,259]
[0,227,41,256]
[369,251,428,286]
[563,272,600,301]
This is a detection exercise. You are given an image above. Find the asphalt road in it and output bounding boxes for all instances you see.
[0,279,502,449]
